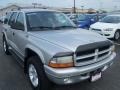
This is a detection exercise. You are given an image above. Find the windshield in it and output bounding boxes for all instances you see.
[26,11,76,31]
[100,16,120,23]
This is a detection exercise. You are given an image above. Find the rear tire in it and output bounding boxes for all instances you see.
[114,30,120,41]
[3,36,10,55]
[26,56,53,90]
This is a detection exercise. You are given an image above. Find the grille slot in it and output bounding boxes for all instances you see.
[76,56,94,62]
[76,49,95,57]
[99,45,110,51]
[98,52,109,58]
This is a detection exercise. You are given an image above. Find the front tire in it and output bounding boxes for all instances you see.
[114,30,120,41]
[3,37,10,55]
[26,56,52,90]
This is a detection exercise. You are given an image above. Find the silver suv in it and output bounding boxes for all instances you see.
[2,9,116,90]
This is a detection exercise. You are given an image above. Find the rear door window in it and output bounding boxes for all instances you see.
[14,12,25,30]
[8,12,17,27]
[4,12,12,24]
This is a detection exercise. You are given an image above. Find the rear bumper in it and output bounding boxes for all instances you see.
[44,53,116,85]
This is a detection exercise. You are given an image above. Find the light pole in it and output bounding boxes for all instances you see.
[73,0,76,13]
[81,6,84,13]
[32,3,37,8]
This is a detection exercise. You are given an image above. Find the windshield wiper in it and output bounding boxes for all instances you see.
[30,26,54,30]
[54,26,77,29]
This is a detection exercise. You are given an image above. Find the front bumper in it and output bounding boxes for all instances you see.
[44,53,116,85]
[91,30,115,38]
[101,31,115,38]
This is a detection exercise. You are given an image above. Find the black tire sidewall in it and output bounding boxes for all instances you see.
[114,30,120,40]
[26,56,52,90]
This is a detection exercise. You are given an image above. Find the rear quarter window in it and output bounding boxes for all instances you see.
[4,12,12,24]
[8,12,17,26]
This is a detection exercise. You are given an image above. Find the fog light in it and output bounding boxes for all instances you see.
[64,78,72,84]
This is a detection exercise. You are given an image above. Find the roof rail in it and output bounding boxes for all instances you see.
[18,7,21,10]
[10,7,48,11]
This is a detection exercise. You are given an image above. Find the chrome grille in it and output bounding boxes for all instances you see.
[75,45,112,66]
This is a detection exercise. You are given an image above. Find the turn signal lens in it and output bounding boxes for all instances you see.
[49,62,74,68]
[49,56,74,68]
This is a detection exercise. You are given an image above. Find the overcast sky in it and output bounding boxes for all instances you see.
[0,0,120,10]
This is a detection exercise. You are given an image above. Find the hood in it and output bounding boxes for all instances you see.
[29,29,107,52]
[91,22,118,29]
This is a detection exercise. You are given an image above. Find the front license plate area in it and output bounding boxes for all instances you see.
[90,70,102,82]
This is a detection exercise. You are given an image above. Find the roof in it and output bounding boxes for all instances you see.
[22,8,57,13]
[9,8,58,13]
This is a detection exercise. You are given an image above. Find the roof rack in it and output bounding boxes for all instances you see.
[10,6,49,11]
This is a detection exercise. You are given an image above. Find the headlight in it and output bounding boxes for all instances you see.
[104,28,113,31]
[49,56,74,68]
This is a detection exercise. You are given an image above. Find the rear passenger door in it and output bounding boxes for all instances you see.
[4,12,18,47]
[11,12,27,58]
[3,12,12,42]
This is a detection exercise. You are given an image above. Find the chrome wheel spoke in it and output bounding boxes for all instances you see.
[3,41,7,52]
[29,64,39,87]
[115,32,120,40]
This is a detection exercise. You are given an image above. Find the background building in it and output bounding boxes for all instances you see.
[0,3,97,17]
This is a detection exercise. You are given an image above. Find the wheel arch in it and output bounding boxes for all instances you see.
[24,46,45,73]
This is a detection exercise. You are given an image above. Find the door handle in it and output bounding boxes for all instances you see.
[13,32,15,36]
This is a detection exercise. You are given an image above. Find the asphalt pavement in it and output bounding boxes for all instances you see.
[0,25,120,90]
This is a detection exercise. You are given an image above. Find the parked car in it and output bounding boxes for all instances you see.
[2,9,116,90]
[98,14,107,20]
[90,14,120,40]
[72,14,99,29]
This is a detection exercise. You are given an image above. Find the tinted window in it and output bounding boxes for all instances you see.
[100,16,120,23]
[14,12,25,30]
[8,12,17,26]
[4,12,12,24]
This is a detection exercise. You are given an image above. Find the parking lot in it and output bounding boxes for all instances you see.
[0,24,120,90]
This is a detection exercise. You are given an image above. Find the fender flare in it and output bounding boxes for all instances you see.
[25,44,45,64]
